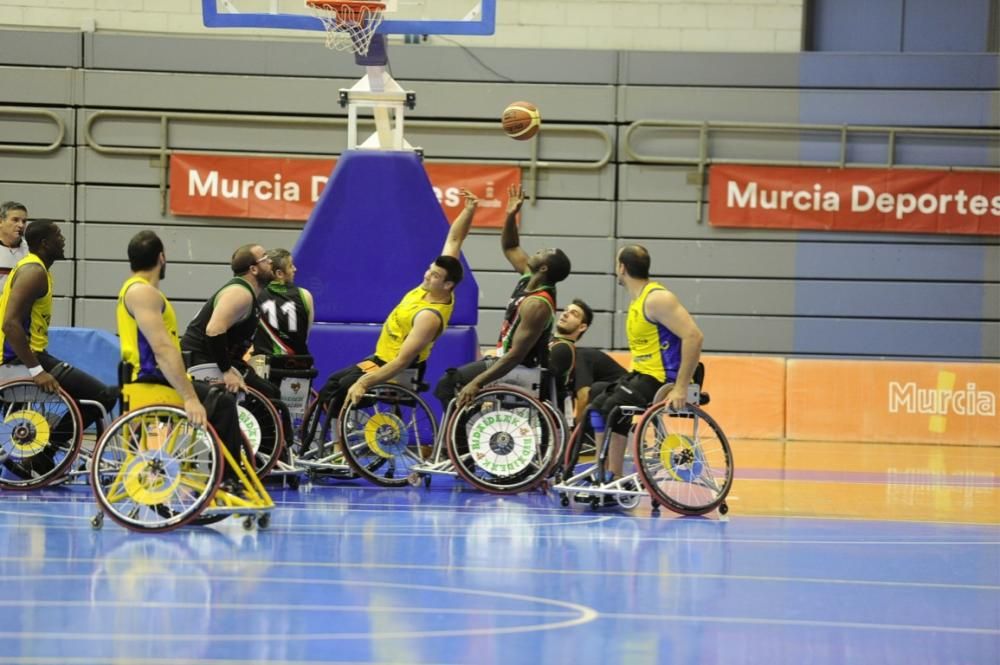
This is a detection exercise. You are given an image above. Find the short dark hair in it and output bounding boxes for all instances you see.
[434,255,463,286]
[24,220,57,249]
[618,244,650,279]
[268,248,293,274]
[231,244,259,275]
[546,249,571,284]
[0,201,26,220]
[571,298,594,327]
[127,230,164,271]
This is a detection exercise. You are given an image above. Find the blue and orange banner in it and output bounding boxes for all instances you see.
[169,153,520,227]
[709,165,1000,236]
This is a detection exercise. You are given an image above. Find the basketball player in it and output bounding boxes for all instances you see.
[590,244,703,480]
[0,201,29,291]
[253,248,314,359]
[434,184,572,409]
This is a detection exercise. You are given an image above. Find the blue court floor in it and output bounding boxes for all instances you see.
[0,441,998,665]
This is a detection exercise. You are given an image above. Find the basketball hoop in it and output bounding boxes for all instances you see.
[306,0,386,55]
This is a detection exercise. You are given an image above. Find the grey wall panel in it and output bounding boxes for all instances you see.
[81,70,615,122]
[618,125,809,164]
[461,235,616,273]
[50,261,74,297]
[76,150,161,186]
[611,312,796,353]
[476,272,615,311]
[516,199,615,236]
[0,150,75,184]
[0,184,73,220]
[0,67,77,105]
[792,318,999,358]
[0,107,73,147]
[52,297,72,327]
[77,225,303,264]
[620,87,801,124]
[620,165,700,203]
[77,260,232,300]
[0,29,81,68]
[620,53,800,87]
[85,33,619,85]
[629,239,999,281]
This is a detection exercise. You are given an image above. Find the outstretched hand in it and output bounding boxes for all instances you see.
[461,188,479,210]
[505,184,524,215]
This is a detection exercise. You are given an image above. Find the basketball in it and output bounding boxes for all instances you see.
[501,101,541,140]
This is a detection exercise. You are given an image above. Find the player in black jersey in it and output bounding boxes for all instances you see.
[254,248,314,358]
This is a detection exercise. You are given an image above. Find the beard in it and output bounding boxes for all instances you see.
[159,263,166,279]
[555,322,574,335]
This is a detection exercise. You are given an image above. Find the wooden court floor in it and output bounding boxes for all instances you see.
[0,439,996,664]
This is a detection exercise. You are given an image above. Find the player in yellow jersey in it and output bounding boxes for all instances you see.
[302,189,479,450]
[118,230,245,478]
[590,244,704,481]
[0,221,117,477]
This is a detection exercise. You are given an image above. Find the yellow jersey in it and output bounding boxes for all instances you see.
[0,253,52,363]
[374,285,454,364]
[117,275,180,384]
[627,281,681,383]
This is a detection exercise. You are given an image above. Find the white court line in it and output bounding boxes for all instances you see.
[600,611,1000,636]
[2,556,997,591]
[0,572,598,641]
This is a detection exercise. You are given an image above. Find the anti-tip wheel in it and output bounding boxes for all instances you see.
[719,502,729,515]
[560,495,570,507]
[407,472,421,487]
[287,475,300,491]
[258,513,271,530]
[90,513,104,530]
[423,475,432,489]
[242,516,255,531]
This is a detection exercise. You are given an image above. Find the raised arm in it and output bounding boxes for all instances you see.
[646,289,704,411]
[344,309,442,406]
[1,266,57,392]
[454,297,551,407]
[440,188,478,258]
[501,183,530,274]
[126,283,207,427]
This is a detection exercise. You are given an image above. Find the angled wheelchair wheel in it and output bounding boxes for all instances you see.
[0,380,83,490]
[561,419,598,483]
[298,391,330,458]
[446,386,559,494]
[90,406,223,532]
[237,386,285,477]
[632,402,733,516]
[335,383,437,487]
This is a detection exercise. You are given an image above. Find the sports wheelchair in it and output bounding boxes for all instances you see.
[553,364,733,516]
[89,367,274,532]
[408,366,568,495]
[0,364,111,491]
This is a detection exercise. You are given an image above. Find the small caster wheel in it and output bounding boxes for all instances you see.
[560,495,570,507]
[258,513,271,530]
[719,502,729,515]
[650,508,661,518]
[242,516,255,531]
[287,475,300,491]
[590,497,600,511]
[91,512,104,530]
[423,476,432,489]
[407,472,421,487]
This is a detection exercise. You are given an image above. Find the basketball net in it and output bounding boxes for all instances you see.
[307,1,385,55]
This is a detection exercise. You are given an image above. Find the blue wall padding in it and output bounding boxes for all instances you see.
[307,322,478,413]
[47,327,120,388]
[292,150,478,326]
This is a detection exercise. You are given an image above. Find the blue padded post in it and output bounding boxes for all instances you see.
[294,151,479,403]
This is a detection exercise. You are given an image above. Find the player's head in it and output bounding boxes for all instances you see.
[556,298,593,339]
[528,248,571,284]
[232,243,274,283]
[617,244,650,284]
[423,255,463,295]
[268,248,296,285]
[0,201,27,247]
[25,220,64,262]
[127,230,166,278]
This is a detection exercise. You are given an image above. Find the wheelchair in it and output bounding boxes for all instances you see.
[89,373,274,532]
[246,353,318,489]
[408,366,568,495]
[187,363,286,478]
[0,364,111,491]
[553,364,733,516]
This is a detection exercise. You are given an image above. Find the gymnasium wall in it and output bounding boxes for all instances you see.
[0,28,996,362]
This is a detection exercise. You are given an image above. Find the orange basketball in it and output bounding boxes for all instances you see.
[501,101,541,140]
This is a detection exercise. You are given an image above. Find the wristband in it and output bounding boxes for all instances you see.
[27,365,43,377]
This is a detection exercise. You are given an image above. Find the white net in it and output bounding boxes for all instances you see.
[307,1,386,55]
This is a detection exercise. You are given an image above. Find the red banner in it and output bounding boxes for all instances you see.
[169,153,520,227]
[708,165,1000,236]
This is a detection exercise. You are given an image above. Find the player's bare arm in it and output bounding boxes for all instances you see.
[1,266,57,392]
[647,289,703,410]
[441,188,478,258]
[500,184,529,273]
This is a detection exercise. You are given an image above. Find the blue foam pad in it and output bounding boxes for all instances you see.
[47,327,120,388]
[293,151,478,326]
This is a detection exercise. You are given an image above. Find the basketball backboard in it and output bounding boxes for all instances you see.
[201,0,496,36]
